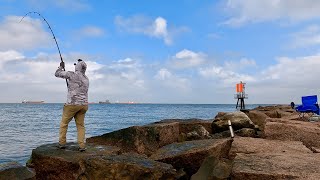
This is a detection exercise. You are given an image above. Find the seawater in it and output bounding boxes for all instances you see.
[0,103,263,165]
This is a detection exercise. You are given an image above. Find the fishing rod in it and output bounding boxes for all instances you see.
[20,11,68,87]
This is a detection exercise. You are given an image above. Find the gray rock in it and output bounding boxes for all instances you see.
[212,111,255,133]
[0,161,35,180]
[31,142,120,180]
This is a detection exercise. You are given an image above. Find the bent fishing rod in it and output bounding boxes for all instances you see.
[20,12,68,87]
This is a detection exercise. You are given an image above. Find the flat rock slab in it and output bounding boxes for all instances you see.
[84,154,180,180]
[229,137,312,159]
[264,118,320,148]
[231,153,320,180]
[0,161,35,180]
[31,143,120,180]
[151,138,232,176]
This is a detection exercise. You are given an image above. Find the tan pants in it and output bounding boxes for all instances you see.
[59,104,88,149]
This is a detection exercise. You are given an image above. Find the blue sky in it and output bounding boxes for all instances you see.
[1,0,320,104]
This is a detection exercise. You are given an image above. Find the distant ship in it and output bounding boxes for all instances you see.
[98,100,111,104]
[22,100,45,104]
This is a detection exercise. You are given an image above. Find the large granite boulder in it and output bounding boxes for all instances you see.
[150,138,232,177]
[229,137,312,159]
[0,162,35,180]
[212,111,255,133]
[87,122,180,155]
[264,118,320,149]
[156,118,212,134]
[30,143,120,180]
[231,153,320,179]
[244,110,269,131]
[83,154,181,180]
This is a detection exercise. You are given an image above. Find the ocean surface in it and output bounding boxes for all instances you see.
[0,103,264,165]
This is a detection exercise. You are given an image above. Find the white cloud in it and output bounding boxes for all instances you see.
[153,17,171,44]
[261,55,320,85]
[155,68,172,80]
[223,0,320,26]
[75,26,105,38]
[89,58,147,99]
[171,49,206,69]
[289,25,320,48]
[0,52,104,84]
[115,15,186,45]
[199,65,255,85]
[3,47,320,104]
[155,68,190,91]
[224,58,257,71]
[0,50,24,62]
[0,16,51,51]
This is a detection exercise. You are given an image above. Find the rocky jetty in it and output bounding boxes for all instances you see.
[3,104,320,179]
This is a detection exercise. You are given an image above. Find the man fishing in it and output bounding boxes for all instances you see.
[55,59,89,152]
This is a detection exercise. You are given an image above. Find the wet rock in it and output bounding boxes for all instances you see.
[150,138,232,177]
[84,154,180,180]
[191,156,232,180]
[0,162,35,180]
[264,118,320,149]
[87,122,180,155]
[229,137,312,159]
[231,153,320,180]
[212,111,255,133]
[31,143,120,180]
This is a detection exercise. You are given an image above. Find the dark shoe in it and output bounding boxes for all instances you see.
[79,147,86,152]
[58,144,66,149]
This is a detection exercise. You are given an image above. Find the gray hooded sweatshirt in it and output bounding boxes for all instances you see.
[55,61,89,105]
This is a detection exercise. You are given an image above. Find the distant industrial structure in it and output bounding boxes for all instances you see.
[22,100,45,104]
[98,100,111,104]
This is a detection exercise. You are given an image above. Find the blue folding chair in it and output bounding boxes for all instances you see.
[295,95,320,117]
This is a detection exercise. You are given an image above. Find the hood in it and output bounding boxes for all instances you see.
[75,60,87,74]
